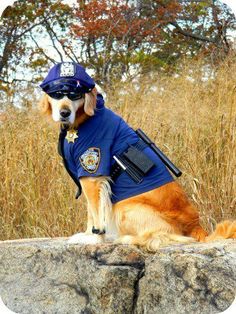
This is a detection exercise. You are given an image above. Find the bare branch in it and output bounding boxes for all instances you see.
[42,18,77,63]
[42,18,64,62]
[64,44,79,63]
[13,20,48,41]
[30,33,57,64]
[169,21,219,45]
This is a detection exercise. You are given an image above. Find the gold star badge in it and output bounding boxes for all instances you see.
[65,129,79,143]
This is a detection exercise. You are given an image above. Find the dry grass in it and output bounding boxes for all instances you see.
[0,59,235,240]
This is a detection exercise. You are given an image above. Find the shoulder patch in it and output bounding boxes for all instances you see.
[80,147,101,173]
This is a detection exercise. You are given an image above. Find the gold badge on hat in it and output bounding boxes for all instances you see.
[65,129,78,143]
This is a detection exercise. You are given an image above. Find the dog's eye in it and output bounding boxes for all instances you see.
[68,93,83,101]
[48,92,64,100]
[48,91,84,101]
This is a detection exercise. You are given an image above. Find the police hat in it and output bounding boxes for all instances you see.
[40,62,95,94]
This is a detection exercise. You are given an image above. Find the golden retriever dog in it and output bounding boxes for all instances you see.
[39,62,236,251]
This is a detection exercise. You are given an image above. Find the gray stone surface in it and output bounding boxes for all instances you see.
[0,238,235,314]
[135,242,236,314]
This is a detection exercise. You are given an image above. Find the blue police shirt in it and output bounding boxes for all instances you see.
[63,94,174,203]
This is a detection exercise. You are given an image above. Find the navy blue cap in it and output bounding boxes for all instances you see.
[40,62,95,94]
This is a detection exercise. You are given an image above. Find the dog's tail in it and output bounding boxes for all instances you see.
[205,220,236,242]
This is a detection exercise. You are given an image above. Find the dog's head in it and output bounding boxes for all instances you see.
[39,88,97,125]
[39,62,97,126]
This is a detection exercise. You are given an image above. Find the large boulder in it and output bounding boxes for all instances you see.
[0,238,235,314]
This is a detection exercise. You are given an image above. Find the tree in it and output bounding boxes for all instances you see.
[72,0,181,83]
[72,0,236,83]
[0,0,235,101]
[0,0,73,98]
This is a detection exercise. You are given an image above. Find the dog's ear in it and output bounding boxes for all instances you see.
[38,94,52,115]
[84,87,97,116]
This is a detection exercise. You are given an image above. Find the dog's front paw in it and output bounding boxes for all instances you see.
[67,232,104,245]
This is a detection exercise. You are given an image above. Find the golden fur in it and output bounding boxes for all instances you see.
[39,90,236,250]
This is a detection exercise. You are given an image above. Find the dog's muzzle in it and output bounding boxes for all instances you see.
[60,108,71,121]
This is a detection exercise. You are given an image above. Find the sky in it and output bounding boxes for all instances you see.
[218,0,236,14]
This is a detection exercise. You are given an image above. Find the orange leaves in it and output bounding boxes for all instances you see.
[72,0,182,44]
[74,0,108,37]
[73,0,146,40]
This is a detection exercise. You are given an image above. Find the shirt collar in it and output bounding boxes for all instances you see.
[96,93,105,109]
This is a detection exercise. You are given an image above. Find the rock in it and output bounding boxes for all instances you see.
[135,241,236,314]
[0,238,235,314]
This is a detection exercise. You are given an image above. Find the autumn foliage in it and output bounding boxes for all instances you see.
[73,0,180,40]
[71,0,236,83]
[0,0,235,98]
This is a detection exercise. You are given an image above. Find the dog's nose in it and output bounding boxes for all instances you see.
[60,109,71,118]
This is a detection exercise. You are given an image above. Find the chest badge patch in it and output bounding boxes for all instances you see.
[66,129,78,143]
[80,147,100,173]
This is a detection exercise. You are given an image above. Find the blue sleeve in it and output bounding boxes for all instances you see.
[74,140,112,178]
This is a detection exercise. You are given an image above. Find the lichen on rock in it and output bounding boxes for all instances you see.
[0,238,235,314]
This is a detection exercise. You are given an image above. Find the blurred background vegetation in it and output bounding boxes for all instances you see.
[0,0,235,240]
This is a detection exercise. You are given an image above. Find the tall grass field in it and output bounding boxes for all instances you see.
[0,60,235,240]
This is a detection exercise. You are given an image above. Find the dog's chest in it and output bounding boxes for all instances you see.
[61,113,174,204]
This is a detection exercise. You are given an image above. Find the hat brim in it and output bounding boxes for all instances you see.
[40,78,94,94]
